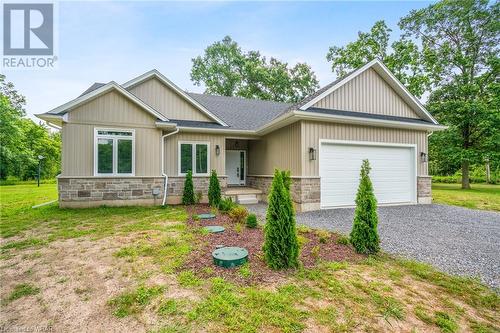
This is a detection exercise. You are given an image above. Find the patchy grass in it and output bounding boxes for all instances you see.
[1,183,499,332]
[6,283,40,302]
[432,183,500,211]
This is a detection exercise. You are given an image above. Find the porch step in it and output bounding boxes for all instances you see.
[236,194,259,205]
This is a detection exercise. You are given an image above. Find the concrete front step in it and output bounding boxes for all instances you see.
[237,194,259,204]
[223,187,262,204]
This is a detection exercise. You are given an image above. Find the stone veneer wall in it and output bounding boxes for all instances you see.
[417,176,432,204]
[246,176,320,212]
[58,177,165,208]
[165,176,227,204]
[58,176,228,207]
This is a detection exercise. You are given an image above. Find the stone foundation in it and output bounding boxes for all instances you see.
[58,176,228,207]
[165,176,227,204]
[247,175,320,212]
[417,175,432,204]
[58,177,165,208]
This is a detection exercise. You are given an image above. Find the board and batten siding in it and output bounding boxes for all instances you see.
[61,90,162,177]
[248,122,302,176]
[301,121,428,176]
[128,77,212,122]
[163,132,225,176]
[313,68,420,119]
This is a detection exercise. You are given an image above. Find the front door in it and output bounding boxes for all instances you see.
[226,150,246,185]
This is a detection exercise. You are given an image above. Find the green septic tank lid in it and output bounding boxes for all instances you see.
[213,247,248,268]
[197,213,216,219]
[204,226,225,233]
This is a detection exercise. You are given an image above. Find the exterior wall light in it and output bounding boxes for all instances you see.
[309,147,317,161]
[420,152,428,163]
[215,145,220,156]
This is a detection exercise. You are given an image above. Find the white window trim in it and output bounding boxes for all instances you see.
[94,128,135,177]
[178,141,210,176]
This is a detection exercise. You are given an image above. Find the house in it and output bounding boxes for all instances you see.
[37,59,446,211]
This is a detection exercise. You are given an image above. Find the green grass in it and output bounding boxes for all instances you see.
[2,183,499,332]
[7,283,40,302]
[432,183,500,211]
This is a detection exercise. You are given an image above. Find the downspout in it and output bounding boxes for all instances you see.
[161,128,179,206]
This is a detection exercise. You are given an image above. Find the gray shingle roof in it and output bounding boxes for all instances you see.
[78,82,106,97]
[166,119,224,129]
[306,107,434,125]
[187,93,291,130]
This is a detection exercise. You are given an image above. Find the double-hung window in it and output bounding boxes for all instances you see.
[94,129,135,176]
[178,142,209,176]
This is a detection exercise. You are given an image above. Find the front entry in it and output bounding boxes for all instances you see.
[226,150,246,185]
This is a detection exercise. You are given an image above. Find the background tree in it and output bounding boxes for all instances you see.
[399,0,499,189]
[350,160,380,255]
[326,20,430,97]
[0,75,61,180]
[191,36,319,103]
[263,169,299,269]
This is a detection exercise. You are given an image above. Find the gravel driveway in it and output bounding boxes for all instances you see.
[245,203,500,289]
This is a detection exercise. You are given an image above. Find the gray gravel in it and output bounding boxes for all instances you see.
[245,203,500,289]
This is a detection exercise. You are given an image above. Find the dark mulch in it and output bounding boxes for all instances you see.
[182,204,365,285]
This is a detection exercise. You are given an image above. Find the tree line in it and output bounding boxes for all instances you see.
[0,75,61,181]
[1,0,497,188]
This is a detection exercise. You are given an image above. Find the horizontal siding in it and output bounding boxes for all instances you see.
[301,120,428,176]
[68,91,156,126]
[248,122,301,176]
[61,125,162,177]
[313,68,420,119]
[129,77,212,122]
[164,132,225,176]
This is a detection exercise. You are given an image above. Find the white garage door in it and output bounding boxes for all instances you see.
[320,141,416,208]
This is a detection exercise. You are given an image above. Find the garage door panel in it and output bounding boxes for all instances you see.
[320,142,415,208]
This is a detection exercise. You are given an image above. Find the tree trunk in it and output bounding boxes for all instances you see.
[461,160,471,189]
[485,159,491,184]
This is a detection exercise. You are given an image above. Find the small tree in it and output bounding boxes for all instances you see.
[208,169,221,207]
[182,170,195,205]
[263,169,299,269]
[350,159,380,254]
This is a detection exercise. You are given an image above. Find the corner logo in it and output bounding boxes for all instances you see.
[2,2,58,69]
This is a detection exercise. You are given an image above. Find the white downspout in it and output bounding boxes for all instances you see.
[161,128,179,206]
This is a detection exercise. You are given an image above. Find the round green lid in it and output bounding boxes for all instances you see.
[197,213,216,219]
[212,247,248,268]
[204,225,225,233]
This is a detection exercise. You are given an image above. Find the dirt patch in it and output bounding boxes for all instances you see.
[183,205,364,285]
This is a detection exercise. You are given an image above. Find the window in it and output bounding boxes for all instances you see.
[94,129,135,176]
[178,142,210,175]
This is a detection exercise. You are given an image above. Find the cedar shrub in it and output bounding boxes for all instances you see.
[350,159,380,254]
[182,170,195,205]
[208,169,221,207]
[263,169,299,269]
[246,213,258,228]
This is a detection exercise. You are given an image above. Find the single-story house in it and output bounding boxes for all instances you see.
[37,59,446,211]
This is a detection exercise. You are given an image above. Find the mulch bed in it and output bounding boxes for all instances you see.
[182,204,365,285]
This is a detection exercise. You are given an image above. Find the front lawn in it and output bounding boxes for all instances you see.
[1,183,498,332]
[432,183,500,211]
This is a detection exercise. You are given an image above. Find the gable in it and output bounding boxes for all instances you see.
[68,90,157,126]
[312,68,421,119]
[128,77,212,122]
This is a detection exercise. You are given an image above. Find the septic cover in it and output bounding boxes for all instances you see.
[204,226,225,233]
[212,247,248,268]
[197,213,216,219]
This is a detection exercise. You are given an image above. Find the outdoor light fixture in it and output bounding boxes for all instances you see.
[309,147,317,161]
[215,145,220,156]
[420,152,428,163]
[37,155,45,187]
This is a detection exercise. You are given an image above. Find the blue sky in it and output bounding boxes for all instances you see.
[5,1,433,119]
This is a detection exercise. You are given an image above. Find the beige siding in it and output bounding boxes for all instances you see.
[301,121,428,176]
[164,132,225,176]
[248,122,302,176]
[313,68,420,119]
[61,124,162,177]
[68,91,157,126]
[128,78,212,122]
[62,90,162,177]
